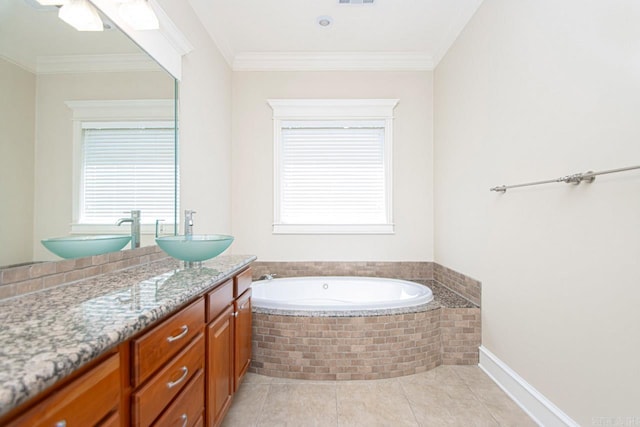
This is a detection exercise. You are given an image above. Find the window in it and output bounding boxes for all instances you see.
[268,99,398,234]
[80,121,175,224]
[66,100,176,233]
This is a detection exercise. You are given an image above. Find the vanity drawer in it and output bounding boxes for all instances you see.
[8,353,120,427]
[101,411,121,427]
[132,298,205,386]
[233,268,252,298]
[152,368,204,427]
[132,333,205,427]
[207,279,234,322]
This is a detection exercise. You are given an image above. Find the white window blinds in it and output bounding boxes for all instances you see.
[279,122,387,225]
[80,121,175,224]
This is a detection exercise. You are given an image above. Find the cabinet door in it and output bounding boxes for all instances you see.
[7,354,120,427]
[206,305,234,427]
[234,289,252,390]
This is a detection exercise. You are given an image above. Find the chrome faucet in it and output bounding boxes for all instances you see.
[117,210,141,249]
[259,274,277,281]
[184,210,196,236]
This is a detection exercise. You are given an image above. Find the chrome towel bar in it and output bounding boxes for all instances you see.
[490,165,640,193]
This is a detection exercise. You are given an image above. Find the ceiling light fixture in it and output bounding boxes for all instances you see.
[34,0,67,5]
[117,0,159,30]
[58,0,104,31]
[316,15,333,28]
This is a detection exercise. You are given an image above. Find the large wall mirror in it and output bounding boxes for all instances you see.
[0,0,177,267]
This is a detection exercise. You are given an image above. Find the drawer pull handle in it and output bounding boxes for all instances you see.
[55,421,67,427]
[167,325,189,342]
[167,366,189,389]
[233,312,238,318]
[180,413,188,427]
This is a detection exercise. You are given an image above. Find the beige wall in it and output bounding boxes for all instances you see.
[231,71,434,261]
[0,59,35,267]
[157,0,233,237]
[434,0,640,423]
[33,71,174,261]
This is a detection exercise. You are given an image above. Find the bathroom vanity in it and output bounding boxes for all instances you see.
[0,255,256,427]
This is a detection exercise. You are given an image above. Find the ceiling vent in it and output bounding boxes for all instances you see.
[339,0,375,4]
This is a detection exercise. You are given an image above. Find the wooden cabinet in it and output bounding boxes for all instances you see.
[234,288,252,391]
[2,265,253,427]
[206,268,253,427]
[132,333,205,426]
[132,298,205,387]
[206,305,234,427]
[130,298,205,427]
[7,353,120,427]
[233,268,252,299]
[152,369,204,427]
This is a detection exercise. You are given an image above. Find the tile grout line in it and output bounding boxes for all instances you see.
[254,383,271,427]
[451,366,503,427]
[397,377,422,426]
[335,381,339,427]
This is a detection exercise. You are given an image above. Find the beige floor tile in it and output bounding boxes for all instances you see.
[243,372,275,384]
[258,383,337,427]
[337,380,419,427]
[409,399,459,426]
[401,365,468,387]
[467,382,513,405]
[445,399,500,427]
[271,377,338,385]
[482,400,538,427]
[452,366,497,388]
[221,383,270,427]
[223,369,535,427]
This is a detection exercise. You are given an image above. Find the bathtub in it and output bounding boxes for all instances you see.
[251,276,433,311]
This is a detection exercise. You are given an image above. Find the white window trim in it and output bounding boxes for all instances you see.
[268,99,399,235]
[66,99,175,235]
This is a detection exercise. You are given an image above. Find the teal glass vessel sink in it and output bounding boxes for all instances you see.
[155,235,234,262]
[41,235,132,259]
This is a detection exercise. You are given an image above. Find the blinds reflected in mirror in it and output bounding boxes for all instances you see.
[81,121,175,224]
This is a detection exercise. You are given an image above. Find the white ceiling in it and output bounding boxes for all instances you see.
[0,0,154,73]
[187,0,484,71]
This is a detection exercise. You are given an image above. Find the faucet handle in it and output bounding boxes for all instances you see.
[155,219,165,238]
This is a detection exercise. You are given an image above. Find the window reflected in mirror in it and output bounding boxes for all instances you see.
[0,0,177,267]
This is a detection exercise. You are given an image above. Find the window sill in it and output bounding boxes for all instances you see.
[272,224,394,235]
[70,223,177,235]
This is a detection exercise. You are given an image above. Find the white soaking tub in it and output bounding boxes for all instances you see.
[251,276,433,311]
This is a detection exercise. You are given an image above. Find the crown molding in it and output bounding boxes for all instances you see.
[232,51,435,71]
[90,0,193,80]
[36,53,162,74]
[150,0,194,57]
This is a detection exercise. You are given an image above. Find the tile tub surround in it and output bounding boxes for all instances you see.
[251,261,434,282]
[251,282,481,380]
[251,260,481,306]
[0,254,256,417]
[0,245,171,300]
[433,262,481,306]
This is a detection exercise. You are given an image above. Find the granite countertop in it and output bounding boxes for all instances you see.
[0,254,256,417]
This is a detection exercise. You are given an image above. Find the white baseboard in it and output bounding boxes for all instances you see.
[478,346,579,427]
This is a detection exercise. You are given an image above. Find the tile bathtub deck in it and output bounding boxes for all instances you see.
[223,366,537,427]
